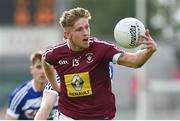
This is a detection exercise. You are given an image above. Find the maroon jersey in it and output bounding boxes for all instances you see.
[44,37,123,119]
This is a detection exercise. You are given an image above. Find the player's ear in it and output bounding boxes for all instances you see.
[64,31,69,39]
[64,29,72,39]
[30,65,33,75]
[64,27,72,39]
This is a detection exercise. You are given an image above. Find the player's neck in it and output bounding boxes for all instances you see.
[33,80,45,92]
[67,40,84,51]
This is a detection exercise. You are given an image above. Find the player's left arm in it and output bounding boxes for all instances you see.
[117,30,157,68]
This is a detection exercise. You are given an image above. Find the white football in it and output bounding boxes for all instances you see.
[114,17,145,49]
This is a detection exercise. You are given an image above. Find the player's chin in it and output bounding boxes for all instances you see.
[82,45,89,49]
[39,80,46,84]
[39,77,46,83]
[82,42,90,48]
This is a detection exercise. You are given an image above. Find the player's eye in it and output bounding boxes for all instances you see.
[36,65,42,69]
[75,27,83,32]
[85,25,89,30]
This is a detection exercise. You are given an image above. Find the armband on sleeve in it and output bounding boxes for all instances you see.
[112,52,124,64]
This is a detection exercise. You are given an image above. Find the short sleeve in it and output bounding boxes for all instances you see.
[104,43,124,62]
[43,46,54,65]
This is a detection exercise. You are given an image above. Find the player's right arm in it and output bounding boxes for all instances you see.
[42,59,60,92]
[34,91,57,120]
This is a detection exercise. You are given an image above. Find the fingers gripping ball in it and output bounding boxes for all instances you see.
[114,17,145,49]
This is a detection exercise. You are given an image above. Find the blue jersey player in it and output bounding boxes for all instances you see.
[5,50,56,120]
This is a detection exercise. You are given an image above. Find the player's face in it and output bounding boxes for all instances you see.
[66,18,90,51]
[30,60,46,84]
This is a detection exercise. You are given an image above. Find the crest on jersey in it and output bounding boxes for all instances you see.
[86,53,93,63]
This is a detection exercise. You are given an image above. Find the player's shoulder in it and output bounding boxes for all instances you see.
[44,41,67,54]
[90,37,115,49]
[90,37,114,46]
[8,81,34,108]
[10,80,33,99]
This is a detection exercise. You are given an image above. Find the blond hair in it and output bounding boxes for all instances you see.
[59,7,91,28]
[30,50,44,65]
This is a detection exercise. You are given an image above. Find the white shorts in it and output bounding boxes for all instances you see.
[56,112,74,120]
[55,111,114,120]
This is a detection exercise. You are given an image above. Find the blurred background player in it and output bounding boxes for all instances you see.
[4,50,57,120]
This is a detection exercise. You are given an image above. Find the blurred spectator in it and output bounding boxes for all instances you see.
[129,73,139,109]
[171,48,180,80]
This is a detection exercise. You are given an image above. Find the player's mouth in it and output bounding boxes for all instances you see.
[83,38,89,41]
[40,75,46,79]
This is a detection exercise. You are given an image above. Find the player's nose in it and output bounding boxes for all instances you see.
[82,28,89,36]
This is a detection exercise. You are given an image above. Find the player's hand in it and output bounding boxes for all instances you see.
[53,83,61,93]
[139,29,157,53]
